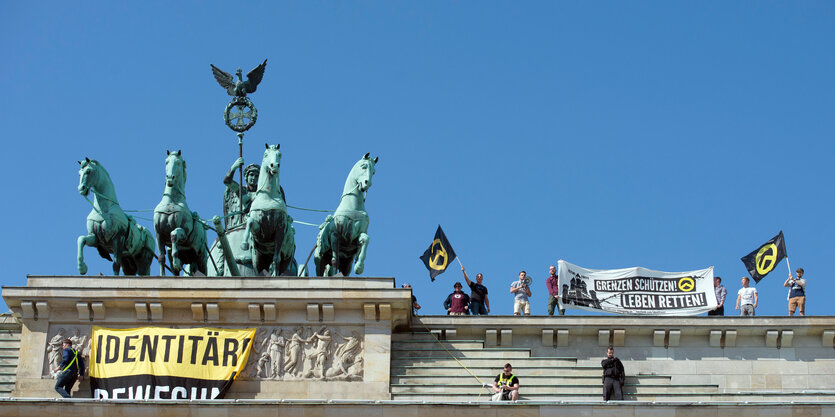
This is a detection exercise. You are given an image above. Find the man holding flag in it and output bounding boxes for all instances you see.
[784,268,807,316]
[739,231,795,316]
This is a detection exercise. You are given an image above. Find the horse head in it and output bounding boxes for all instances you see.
[257,143,282,190]
[262,143,281,175]
[164,150,187,194]
[77,157,97,196]
[351,153,379,193]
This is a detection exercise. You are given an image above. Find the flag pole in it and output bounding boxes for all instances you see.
[786,257,793,277]
[456,257,463,268]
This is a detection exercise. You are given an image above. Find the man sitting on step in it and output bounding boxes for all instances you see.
[492,363,520,401]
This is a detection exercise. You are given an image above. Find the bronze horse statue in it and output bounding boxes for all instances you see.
[77,158,155,275]
[153,150,209,276]
[313,153,378,276]
[240,144,296,275]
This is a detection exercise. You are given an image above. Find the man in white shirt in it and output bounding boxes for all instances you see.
[510,271,532,316]
[735,276,758,316]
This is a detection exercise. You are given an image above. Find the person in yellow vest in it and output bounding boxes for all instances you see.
[491,363,520,401]
[53,339,85,398]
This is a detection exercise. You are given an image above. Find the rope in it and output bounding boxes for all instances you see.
[131,215,155,223]
[416,319,493,400]
[82,195,103,216]
[287,205,333,213]
[85,191,323,234]
[292,220,319,227]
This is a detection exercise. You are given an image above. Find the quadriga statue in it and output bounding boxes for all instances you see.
[153,150,209,276]
[76,158,156,275]
[313,153,378,276]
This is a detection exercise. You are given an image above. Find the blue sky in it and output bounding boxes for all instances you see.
[1,2,833,316]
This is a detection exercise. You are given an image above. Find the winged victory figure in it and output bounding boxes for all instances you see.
[211,59,268,97]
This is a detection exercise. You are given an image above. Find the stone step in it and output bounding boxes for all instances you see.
[391,375,672,385]
[392,332,443,342]
[389,384,718,395]
[391,365,605,377]
[393,341,487,350]
[391,349,531,359]
[392,334,497,344]
[0,340,20,349]
[390,393,717,402]
[391,391,835,402]
[0,356,18,366]
[391,358,580,368]
[0,333,20,341]
[0,374,15,383]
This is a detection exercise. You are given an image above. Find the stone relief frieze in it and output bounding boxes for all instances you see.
[46,327,92,378]
[44,324,362,382]
[244,325,363,381]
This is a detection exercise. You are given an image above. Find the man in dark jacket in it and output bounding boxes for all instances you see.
[601,346,625,401]
[53,339,85,398]
[443,282,470,315]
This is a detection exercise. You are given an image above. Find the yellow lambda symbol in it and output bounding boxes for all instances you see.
[678,277,695,292]
[756,243,778,275]
[429,239,448,270]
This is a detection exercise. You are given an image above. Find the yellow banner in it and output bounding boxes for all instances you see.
[89,326,255,380]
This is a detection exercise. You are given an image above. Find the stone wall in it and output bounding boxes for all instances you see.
[416,316,835,397]
[2,276,411,399]
[4,276,835,402]
[0,399,833,416]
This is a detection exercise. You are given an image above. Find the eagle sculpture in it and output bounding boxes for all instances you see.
[211,59,268,97]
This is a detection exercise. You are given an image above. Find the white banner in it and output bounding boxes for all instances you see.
[558,260,716,316]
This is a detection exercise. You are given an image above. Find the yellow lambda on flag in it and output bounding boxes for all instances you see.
[89,326,255,400]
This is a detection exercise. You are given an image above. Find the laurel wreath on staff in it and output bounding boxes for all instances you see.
[224,96,257,133]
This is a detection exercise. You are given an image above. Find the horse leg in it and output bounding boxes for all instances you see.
[156,232,167,276]
[77,234,96,275]
[313,247,325,277]
[353,232,370,275]
[339,255,354,277]
[241,214,253,251]
[314,223,330,277]
[112,235,123,275]
[329,228,340,277]
[171,228,185,275]
[247,216,266,275]
[139,244,155,276]
[197,242,209,276]
[271,219,286,276]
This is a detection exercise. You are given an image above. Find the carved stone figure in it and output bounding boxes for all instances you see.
[241,326,364,381]
[77,158,156,275]
[69,329,90,359]
[47,328,66,377]
[303,327,332,379]
[46,328,91,378]
[242,328,268,379]
[326,331,363,380]
[153,150,209,276]
[283,326,307,377]
[255,330,287,379]
[240,144,296,276]
[313,153,379,277]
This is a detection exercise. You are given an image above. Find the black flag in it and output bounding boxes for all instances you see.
[740,231,787,283]
[419,226,457,281]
